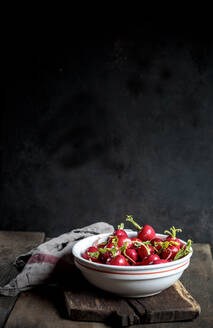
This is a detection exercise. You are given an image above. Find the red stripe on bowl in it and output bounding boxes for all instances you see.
[75,259,189,275]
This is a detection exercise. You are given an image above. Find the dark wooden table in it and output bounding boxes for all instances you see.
[0,231,212,328]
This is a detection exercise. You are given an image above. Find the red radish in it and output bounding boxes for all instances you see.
[126,216,156,241]
[125,248,138,263]
[114,230,128,238]
[117,236,132,248]
[93,237,107,248]
[173,239,192,260]
[180,242,185,249]
[130,238,144,250]
[135,261,145,266]
[105,255,116,264]
[82,246,100,262]
[113,223,128,238]
[96,241,107,249]
[137,244,155,259]
[138,225,156,241]
[108,255,129,266]
[164,226,182,249]
[100,249,121,263]
[151,237,164,252]
[105,236,132,254]
[166,236,181,248]
[161,245,179,261]
[131,237,142,243]
[106,235,120,250]
[153,259,168,264]
[99,236,121,263]
[106,240,117,249]
[81,219,192,266]
[141,254,160,265]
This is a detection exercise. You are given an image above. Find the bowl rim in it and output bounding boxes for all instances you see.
[72,231,193,270]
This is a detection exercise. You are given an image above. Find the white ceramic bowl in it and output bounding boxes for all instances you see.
[72,231,192,298]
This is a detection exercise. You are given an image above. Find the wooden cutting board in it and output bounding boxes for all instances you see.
[63,269,201,327]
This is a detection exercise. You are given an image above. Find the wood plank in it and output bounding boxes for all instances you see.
[6,287,110,328]
[63,274,200,326]
[64,284,141,326]
[0,231,45,328]
[127,280,200,324]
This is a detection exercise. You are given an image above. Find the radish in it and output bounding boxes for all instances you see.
[151,237,164,252]
[100,249,121,263]
[141,254,160,265]
[117,236,133,248]
[164,226,182,249]
[154,259,168,264]
[120,240,139,264]
[93,237,107,248]
[161,245,179,261]
[95,241,108,249]
[106,235,132,249]
[137,243,155,259]
[108,255,129,266]
[106,239,117,249]
[99,236,121,263]
[130,237,142,244]
[113,223,128,238]
[125,248,138,262]
[126,215,156,241]
[180,242,185,248]
[81,218,192,266]
[174,240,192,260]
[135,261,145,266]
[106,235,120,249]
[122,246,139,264]
[82,246,100,262]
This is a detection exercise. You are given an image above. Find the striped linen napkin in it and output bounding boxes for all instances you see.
[0,222,114,296]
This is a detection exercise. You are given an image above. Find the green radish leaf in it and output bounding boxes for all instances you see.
[99,247,111,254]
[133,240,151,248]
[121,241,128,253]
[112,236,118,248]
[174,240,192,260]
[162,241,170,250]
[88,251,100,258]
[117,223,124,230]
[169,241,180,246]
[164,226,182,238]
[111,247,117,257]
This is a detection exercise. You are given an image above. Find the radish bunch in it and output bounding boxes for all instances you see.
[82,216,192,266]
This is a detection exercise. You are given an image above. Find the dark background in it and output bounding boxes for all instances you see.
[2,14,213,247]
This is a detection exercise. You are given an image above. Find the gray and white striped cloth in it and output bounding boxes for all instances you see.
[0,222,114,296]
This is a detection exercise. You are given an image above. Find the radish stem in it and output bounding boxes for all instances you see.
[126,215,142,230]
[117,223,124,229]
[164,226,182,238]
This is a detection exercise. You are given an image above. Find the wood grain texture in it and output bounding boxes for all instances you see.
[5,242,212,328]
[0,231,45,328]
[64,278,200,326]
[128,280,200,324]
[6,287,110,328]
[0,231,45,264]
[64,286,141,326]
